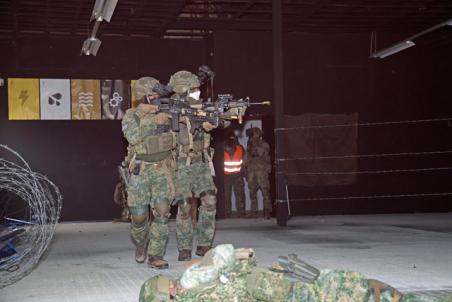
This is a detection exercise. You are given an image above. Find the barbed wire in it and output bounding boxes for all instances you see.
[0,144,62,289]
[274,117,452,131]
[277,150,452,162]
[286,192,452,202]
[282,166,452,176]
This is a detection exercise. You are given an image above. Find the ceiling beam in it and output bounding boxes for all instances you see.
[11,0,18,40]
[171,17,272,31]
[154,0,188,38]
[288,0,333,30]
[235,0,256,19]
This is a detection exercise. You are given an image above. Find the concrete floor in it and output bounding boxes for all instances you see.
[1,212,452,302]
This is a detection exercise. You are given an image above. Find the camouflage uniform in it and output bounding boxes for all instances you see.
[244,127,272,218]
[122,77,176,268]
[168,71,218,261]
[173,131,217,256]
[400,294,452,302]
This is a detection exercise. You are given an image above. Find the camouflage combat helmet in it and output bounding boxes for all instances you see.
[168,71,200,94]
[139,275,173,302]
[134,76,160,101]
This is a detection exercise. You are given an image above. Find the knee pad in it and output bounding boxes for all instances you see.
[153,202,170,224]
[131,215,148,226]
[177,199,192,220]
[200,193,217,212]
[130,205,149,221]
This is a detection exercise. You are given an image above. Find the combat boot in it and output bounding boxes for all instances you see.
[148,255,169,269]
[195,245,211,257]
[135,246,147,263]
[178,249,192,261]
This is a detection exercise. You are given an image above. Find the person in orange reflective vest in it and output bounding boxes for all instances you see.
[224,135,246,218]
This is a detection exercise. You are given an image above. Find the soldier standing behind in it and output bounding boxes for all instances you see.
[169,71,218,261]
[224,135,246,218]
[121,77,176,269]
[244,127,272,219]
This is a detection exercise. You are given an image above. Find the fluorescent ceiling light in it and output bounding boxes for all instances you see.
[81,0,117,56]
[81,37,102,56]
[371,40,415,58]
[371,18,452,59]
[90,0,118,22]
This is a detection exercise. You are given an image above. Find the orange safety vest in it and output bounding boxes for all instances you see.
[224,145,243,175]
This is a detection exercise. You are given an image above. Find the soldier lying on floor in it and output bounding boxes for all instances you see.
[139,244,452,302]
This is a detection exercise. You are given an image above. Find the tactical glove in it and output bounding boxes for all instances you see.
[155,112,171,125]
[137,103,159,114]
[202,122,217,132]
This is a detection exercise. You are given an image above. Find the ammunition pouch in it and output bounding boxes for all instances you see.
[177,123,190,146]
[180,137,204,154]
[143,125,171,136]
[192,138,204,153]
[133,132,176,158]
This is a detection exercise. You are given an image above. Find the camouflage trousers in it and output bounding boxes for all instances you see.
[224,173,245,216]
[252,269,398,302]
[173,160,217,251]
[247,169,271,214]
[127,158,175,257]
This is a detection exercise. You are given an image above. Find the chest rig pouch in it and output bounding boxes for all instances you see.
[132,111,176,157]
[179,127,205,154]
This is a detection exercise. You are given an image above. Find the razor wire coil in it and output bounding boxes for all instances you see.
[0,144,62,289]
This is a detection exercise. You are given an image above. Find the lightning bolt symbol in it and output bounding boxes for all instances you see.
[19,90,29,106]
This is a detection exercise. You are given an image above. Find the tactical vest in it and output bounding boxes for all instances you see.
[129,107,176,162]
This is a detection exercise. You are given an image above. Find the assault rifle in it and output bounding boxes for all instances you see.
[150,98,221,132]
[199,94,270,124]
[150,84,271,131]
